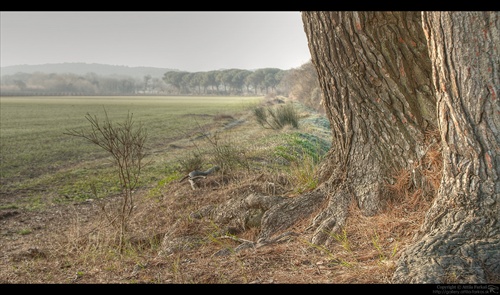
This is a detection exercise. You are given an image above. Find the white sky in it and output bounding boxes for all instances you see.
[0,11,312,72]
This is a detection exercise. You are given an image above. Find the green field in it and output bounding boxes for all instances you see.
[0,96,263,208]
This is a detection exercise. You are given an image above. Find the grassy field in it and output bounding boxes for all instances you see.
[1,95,436,284]
[0,95,438,284]
[0,96,263,209]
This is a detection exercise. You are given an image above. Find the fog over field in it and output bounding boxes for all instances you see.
[0,63,175,79]
[0,11,311,73]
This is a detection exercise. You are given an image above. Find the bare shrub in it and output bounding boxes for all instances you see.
[65,109,147,252]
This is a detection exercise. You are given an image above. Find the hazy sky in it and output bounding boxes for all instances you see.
[0,11,312,72]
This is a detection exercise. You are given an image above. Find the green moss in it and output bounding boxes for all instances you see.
[274,132,330,164]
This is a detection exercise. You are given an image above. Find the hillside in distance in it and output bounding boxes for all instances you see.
[0,62,177,79]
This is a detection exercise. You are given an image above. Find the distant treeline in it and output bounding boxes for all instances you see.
[0,62,323,113]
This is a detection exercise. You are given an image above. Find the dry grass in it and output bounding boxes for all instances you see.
[386,127,442,210]
[0,168,436,284]
[0,102,441,284]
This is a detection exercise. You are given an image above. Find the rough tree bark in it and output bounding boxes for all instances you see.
[293,11,436,246]
[392,11,500,284]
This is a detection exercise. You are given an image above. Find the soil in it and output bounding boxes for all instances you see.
[0,100,429,286]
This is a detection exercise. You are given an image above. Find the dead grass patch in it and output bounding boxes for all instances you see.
[0,102,440,285]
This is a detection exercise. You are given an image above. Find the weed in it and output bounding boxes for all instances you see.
[390,240,399,258]
[371,231,386,261]
[18,228,32,235]
[185,121,250,174]
[177,152,204,174]
[147,171,182,199]
[274,132,328,193]
[254,102,300,130]
[0,204,18,210]
[301,238,355,268]
[330,228,351,252]
[290,154,319,193]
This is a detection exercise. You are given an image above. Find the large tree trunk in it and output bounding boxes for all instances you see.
[297,11,436,246]
[392,11,500,284]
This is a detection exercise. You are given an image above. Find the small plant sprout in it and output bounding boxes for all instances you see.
[330,228,351,252]
[371,231,386,261]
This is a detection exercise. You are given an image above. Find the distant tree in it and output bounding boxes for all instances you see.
[143,75,152,93]
[202,71,218,94]
[100,77,121,94]
[256,68,282,94]
[163,71,189,94]
[147,77,165,94]
[279,61,322,113]
[119,77,137,94]
[245,71,262,94]
[188,72,204,94]
[13,80,27,91]
[218,69,234,94]
[231,69,251,94]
